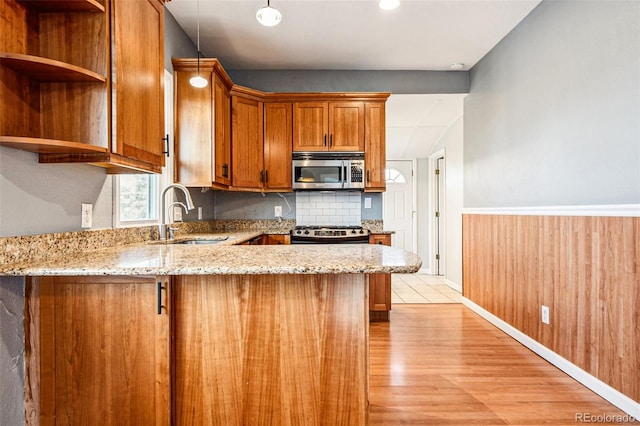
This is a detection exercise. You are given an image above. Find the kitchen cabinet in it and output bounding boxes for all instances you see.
[172,274,368,424]
[0,0,109,155]
[25,275,170,424]
[263,102,293,191]
[231,90,264,190]
[0,0,166,173]
[293,101,365,152]
[369,233,392,321]
[173,58,233,188]
[364,102,387,192]
[264,234,291,245]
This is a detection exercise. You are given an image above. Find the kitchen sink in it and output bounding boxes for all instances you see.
[171,236,229,245]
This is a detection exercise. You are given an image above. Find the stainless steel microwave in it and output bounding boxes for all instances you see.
[292,152,365,190]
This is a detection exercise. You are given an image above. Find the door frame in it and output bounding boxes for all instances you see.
[382,158,418,254]
[429,149,445,276]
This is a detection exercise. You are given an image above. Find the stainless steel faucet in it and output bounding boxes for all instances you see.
[159,183,195,240]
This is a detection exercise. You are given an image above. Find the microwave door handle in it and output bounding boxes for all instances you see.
[343,161,347,189]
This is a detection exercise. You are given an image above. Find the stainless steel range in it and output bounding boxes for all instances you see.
[290,226,370,244]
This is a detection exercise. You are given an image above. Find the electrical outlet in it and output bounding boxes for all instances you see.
[541,305,550,325]
[198,206,203,220]
[364,198,372,209]
[81,203,93,228]
[274,205,282,217]
[173,206,183,222]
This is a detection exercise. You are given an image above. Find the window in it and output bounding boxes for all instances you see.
[116,175,159,224]
[385,168,407,183]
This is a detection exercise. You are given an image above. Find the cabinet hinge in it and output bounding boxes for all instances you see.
[435,211,440,218]
[435,169,440,175]
[435,254,440,260]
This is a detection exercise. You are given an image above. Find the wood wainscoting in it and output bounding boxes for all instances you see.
[462,214,640,403]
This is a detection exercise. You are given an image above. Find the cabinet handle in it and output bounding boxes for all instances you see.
[367,170,370,182]
[157,282,164,315]
[264,170,268,183]
[377,241,383,245]
[260,170,264,183]
[329,134,333,147]
[162,134,170,157]
[324,134,327,146]
[222,163,229,178]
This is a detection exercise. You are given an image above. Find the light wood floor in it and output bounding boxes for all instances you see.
[369,304,634,425]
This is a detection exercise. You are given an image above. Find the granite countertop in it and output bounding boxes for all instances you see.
[0,231,421,276]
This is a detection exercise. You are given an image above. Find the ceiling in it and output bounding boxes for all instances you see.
[166,0,541,157]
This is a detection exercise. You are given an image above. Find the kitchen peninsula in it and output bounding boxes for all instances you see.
[2,235,420,425]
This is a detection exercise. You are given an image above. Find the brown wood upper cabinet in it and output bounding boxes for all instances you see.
[231,92,264,190]
[230,87,292,192]
[365,102,387,191]
[293,101,365,152]
[0,0,166,173]
[173,58,232,188]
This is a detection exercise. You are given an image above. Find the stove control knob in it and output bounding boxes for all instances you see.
[295,230,301,235]
[351,229,357,234]
[359,229,365,234]
[304,230,310,235]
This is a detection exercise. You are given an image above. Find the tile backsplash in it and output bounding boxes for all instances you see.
[295,191,362,226]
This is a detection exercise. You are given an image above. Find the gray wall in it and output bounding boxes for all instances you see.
[464,0,640,208]
[0,277,25,426]
[228,70,469,94]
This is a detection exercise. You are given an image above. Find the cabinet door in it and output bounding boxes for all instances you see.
[365,102,386,191]
[111,0,165,167]
[25,276,170,425]
[213,76,231,185]
[231,95,264,190]
[264,102,292,191]
[293,101,328,151]
[369,233,392,321]
[329,101,365,151]
[174,69,213,186]
[265,234,291,245]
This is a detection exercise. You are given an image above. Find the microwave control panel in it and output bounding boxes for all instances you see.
[350,160,364,184]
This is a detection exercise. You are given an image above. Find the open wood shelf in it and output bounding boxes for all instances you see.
[0,53,106,82]
[0,136,108,154]
[17,0,105,13]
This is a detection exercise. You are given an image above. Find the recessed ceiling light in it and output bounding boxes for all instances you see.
[449,63,465,70]
[378,0,400,11]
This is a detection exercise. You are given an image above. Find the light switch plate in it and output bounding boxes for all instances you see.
[275,205,282,217]
[81,203,93,228]
[364,198,372,209]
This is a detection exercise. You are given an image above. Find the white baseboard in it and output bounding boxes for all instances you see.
[462,298,640,419]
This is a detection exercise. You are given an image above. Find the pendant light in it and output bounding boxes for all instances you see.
[256,0,282,27]
[189,0,208,88]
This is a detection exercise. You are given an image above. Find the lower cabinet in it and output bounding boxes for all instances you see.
[25,276,170,425]
[264,234,290,245]
[369,233,392,322]
[24,270,367,423]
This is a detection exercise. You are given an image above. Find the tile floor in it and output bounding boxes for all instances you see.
[391,274,462,304]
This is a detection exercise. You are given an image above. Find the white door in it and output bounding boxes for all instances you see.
[383,160,414,252]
